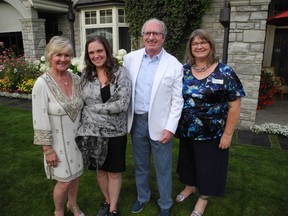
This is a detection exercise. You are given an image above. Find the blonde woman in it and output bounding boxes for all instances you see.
[32,36,84,216]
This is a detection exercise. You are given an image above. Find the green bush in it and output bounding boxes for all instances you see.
[124,0,211,60]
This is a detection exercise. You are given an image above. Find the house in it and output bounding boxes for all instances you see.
[0,0,287,129]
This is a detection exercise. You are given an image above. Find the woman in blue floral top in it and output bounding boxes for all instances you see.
[175,29,245,216]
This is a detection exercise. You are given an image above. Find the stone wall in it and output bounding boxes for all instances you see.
[201,0,271,130]
[58,12,81,57]
[21,18,46,59]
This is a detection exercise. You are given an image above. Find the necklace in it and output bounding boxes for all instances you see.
[192,63,211,72]
[63,76,69,85]
[49,71,70,85]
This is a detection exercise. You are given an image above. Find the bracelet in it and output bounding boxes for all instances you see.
[44,149,54,155]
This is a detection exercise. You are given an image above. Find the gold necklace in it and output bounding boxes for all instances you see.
[192,63,211,72]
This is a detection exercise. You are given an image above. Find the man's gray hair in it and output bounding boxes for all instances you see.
[141,18,167,37]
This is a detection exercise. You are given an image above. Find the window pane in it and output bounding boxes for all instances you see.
[107,17,112,23]
[100,10,105,17]
[100,17,105,23]
[91,11,96,17]
[107,10,112,16]
[118,9,125,23]
[86,28,113,49]
[85,11,97,25]
[100,9,112,24]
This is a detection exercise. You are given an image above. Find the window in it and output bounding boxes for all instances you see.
[86,28,113,49]
[81,8,130,53]
[100,9,112,24]
[85,11,97,25]
[118,9,126,23]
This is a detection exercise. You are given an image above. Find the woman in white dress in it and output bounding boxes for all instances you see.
[32,36,84,216]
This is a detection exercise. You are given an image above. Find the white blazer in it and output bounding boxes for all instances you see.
[123,48,184,140]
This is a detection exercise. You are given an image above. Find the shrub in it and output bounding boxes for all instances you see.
[0,50,42,93]
[257,69,276,110]
[17,79,36,94]
[0,49,127,95]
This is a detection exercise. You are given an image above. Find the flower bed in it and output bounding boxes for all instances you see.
[250,123,288,137]
[0,49,127,95]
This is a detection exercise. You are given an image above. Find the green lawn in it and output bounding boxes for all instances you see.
[0,105,288,216]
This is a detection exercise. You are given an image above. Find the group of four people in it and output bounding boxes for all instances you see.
[32,18,245,216]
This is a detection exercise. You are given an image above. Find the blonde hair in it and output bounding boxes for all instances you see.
[44,36,73,67]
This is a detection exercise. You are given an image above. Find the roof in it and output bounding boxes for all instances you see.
[75,0,124,10]
[29,0,69,13]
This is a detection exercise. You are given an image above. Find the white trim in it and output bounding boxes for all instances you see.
[263,25,275,67]
[4,0,37,18]
[28,0,69,13]
[80,6,129,54]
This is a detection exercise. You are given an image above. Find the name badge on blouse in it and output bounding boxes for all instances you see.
[212,78,223,84]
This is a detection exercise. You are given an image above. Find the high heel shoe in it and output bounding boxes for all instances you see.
[176,186,197,202]
[190,196,209,216]
[67,202,85,216]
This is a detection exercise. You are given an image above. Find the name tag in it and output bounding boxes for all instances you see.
[212,78,223,84]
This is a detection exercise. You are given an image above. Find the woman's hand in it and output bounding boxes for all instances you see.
[45,152,59,167]
[219,133,232,149]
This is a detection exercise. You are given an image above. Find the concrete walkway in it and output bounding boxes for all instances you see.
[1,95,287,150]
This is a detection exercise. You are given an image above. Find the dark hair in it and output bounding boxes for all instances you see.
[83,35,119,83]
[185,29,218,66]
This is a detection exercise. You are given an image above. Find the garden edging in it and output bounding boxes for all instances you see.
[0,92,31,100]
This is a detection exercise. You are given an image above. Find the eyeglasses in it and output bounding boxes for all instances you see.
[191,41,209,48]
[142,31,164,37]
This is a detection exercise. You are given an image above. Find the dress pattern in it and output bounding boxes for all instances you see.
[176,63,246,140]
[32,71,84,182]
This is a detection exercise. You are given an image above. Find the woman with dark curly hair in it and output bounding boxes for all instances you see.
[76,36,131,216]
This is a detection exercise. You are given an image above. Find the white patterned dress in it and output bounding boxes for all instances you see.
[32,71,84,182]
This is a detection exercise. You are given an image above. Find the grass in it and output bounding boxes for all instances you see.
[0,105,288,216]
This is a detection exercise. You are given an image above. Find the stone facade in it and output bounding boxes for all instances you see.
[201,0,271,130]
[21,18,46,59]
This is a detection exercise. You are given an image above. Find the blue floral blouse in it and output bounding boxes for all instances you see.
[176,63,246,140]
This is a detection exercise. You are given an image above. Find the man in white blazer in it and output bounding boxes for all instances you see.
[123,18,183,216]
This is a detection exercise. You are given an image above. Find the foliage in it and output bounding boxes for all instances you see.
[257,69,276,110]
[0,51,42,93]
[114,49,127,65]
[69,52,85,74]
[16,79,36,94]
[0,49,127,94]
[124,0,212,60]
[251,123,288,137]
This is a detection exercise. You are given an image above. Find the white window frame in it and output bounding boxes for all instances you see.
[80,6,129,54]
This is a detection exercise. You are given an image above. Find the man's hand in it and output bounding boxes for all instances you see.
[159,129,173,144]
